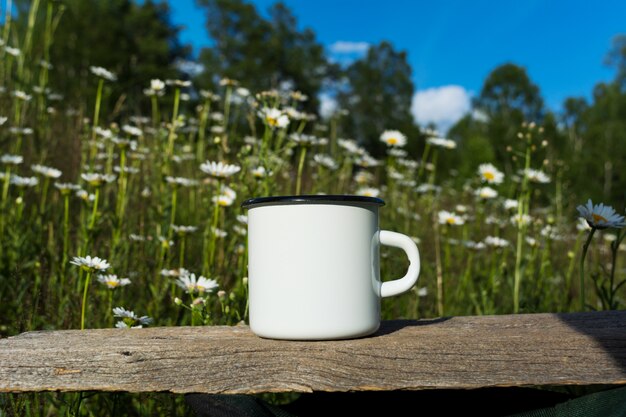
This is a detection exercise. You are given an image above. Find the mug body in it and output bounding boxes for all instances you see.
[244,196,385,340]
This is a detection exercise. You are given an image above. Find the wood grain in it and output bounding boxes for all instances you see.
[1,311,625,394]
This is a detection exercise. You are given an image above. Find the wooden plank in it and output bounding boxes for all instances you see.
[1,311,625,394]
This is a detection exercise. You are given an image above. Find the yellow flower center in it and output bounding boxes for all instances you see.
[217,199,229,207]
[483,172,495,181]
[107,280,119,288]
[446,217,456,225]
[266,117,278,126]
[592,213,608,224]
[387,138,398,145]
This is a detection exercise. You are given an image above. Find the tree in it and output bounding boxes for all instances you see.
[196,0,331,113]
[336,41,419,157]
[48,0,189,112]
[474,63,545,166]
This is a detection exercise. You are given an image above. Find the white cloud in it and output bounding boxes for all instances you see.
[411,85,471,133]
[329,41,370,55]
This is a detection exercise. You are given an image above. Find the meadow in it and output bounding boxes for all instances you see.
[1,1,625,415]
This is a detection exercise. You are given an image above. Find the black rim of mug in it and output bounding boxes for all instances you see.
[241,195,385,209]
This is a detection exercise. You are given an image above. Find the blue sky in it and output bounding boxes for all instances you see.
[170,0,626,130]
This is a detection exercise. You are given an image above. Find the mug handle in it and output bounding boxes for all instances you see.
[379,230,421,298]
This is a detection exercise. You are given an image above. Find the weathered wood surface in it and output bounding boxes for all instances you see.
[1,311,625,394]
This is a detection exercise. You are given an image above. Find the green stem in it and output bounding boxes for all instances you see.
[295,146,307,195]
[90,79,104,167]
[579,228,597,311]
[179,236,186,269]
[39,176,50,215]
[61,194,70,275]
[89,187,100,231]
[80,270,93,330]
[513,141,532,313]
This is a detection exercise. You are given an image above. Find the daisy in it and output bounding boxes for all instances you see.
[438,210,465,226]
[427,137,457,149]
[10,175,39,187]
[4,46,20,57]
[97,274,131,289]
[355,154,380,168]
[199,161,241,178]
[166,79,192,87]
[504,199,519,211]
[0,116,7,126]
[510,213,532,227]
[522,168,550,184]
[478,163,504,184]
[475,186,498,199]
[1,154,23,165]
[289,133,326,146]
[258,107,289,129]
[70,255,110,272]
[54,182,80,195]
[177,273,219,294]
[122,125,142,137]
[165,176,198,187]
[89,66,117,81]
[12,90,32,101]
[389,149,408,159]
[31,164,62,178]
[576,199,625,229]
[484,236,510,248]
[171,225,198,235]
[213,194,234,207]
[338,138,362,155]
[356,187,380,197]
[150,79,165,91]
[81,173,117,186]
[250,166,269,179]
[212,227,228,238]
[236,214,248,224]
[380,130,407,147]
[161,268,189,278]
[313,154,338,170]
[354,171,374,184]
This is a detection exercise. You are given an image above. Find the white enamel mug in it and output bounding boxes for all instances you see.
[241,195,421,340]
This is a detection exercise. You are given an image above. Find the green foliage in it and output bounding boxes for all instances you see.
[337,41,420,157]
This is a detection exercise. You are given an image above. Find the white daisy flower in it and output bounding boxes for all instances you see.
[150,79,165,91]
[165,79,191,87]
[389,149,408,158]
[475,186,498,199]
[97,274,131,289]
[250,166,269,179]
[233,225,247,236]
[70,255,110,271]
[313,154,338,170]
[258,107,289,129]
[338,138,362,155]
[356,187,381,197]
[417,287,428,297]
[171,225,198,235]
[1,154,23,165]
[504,199,519,211]
[81,172,117,186]
[522,168,550,184]
[89,66,117,81]
[354,171,374,184]
[94,127,114,139]
[438,210,465,226]
[176,273,219,294]
[165,176,199,187]
[355,154,380,168]
[10,175,39,187]
[478,163,504,184]
[4,46,21,56]
[212,227,228,238]
[200,161,241,178]
[0,116,7,126]
[380,130,407,147]
[576,217,592,232]
[484,236,510,248]
[122,125,142,137]
[54,182,81,195]
[31,164,62,178]
[289,133,327,146]
[161,268,189,278]
[213,194,234,207]
[510,213,532,227]
[236,214,248,224]
[11,90,32,101]
[427,137,456,149]
[464,240,486,250]
[576,199,626,229]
